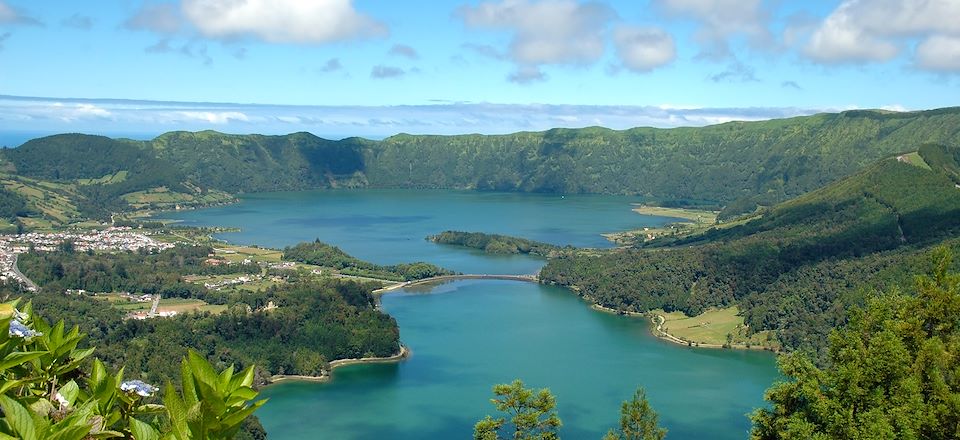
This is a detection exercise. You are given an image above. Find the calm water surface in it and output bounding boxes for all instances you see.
[161,189,779,439]
[162,189,680,274]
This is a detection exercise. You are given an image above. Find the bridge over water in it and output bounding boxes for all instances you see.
[372,273,539,294]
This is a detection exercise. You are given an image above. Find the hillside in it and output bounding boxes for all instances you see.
[0,134,235,222]
[540,145,960,357]
[365,108,960,206]
[1,107,959,229]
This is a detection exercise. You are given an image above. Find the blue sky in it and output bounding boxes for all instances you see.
[0,0,957,140]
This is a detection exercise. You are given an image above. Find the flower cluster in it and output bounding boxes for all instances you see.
[8,320,42,339]
[119,380,158,397]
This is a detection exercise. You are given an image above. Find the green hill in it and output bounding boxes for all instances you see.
[1,107,959,228]
[149,131,370,193]
[540,145,960,357]
[365,108,960,206]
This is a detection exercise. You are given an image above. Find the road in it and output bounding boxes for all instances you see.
[11,254,38,291]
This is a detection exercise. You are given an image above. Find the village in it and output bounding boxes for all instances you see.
[0,227,174,293]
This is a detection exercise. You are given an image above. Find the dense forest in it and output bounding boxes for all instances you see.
[9,276,400,385]
[541,146,960,357]
[751,248,960,439]
[428,230,564,257]
[17,245,253,304]
[282,239,454,281]
[3,239,416,439]
[0,301,268,440]
[2,108,960,227]
[10,242,403,379]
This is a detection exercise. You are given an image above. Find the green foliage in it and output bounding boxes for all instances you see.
[919,143,960,183]
[149,131,369,194]
[283,239,454,281]
[0,301,264,439]
[162,351,267,440]
[6,108,960,220]
[4,134,190,219]
[0,186,29,220]
[429,231,564,257]
[18,245,230,303]
[366,109,960,203]
[750,247,960,440]
[24,276,399,383]
[541,152,960,355]
[474,379,562,440]
[603,387,666,440]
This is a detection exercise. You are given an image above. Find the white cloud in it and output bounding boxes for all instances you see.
[46,103,113,122]
[181,0,387,44]
[176,111,249,124]
[879,104,908,112]
[612,26,675,73]
[915,35,960,72]
[805,0,960,71]
[458,0,615,82]
[0,95,830,138]
[805,2,899,63]
[654,0,771,59]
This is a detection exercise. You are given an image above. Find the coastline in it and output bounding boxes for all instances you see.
[267,344,411,386]
[588,303,778,352]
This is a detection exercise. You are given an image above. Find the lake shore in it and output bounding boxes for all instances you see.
[630,204,719,223]
[589,303,778,352]
[267,344,411,385]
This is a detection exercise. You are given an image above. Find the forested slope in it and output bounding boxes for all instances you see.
[2,107,959,228]
[540,145,960,356]
[365,108,960,204]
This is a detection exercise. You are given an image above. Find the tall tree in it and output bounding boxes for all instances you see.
[603,387,667,440]
[474,379,562,440]
[750,247,960,439]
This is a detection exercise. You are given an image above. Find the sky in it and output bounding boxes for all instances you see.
[0,0,958,141]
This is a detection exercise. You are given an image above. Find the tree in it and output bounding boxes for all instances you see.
[603,387,667,440]
[750,247,960,440]
[0,300,265,439]
[474,379,562,440]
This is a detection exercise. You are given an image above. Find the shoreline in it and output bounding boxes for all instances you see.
[267,344,410,386]
[149,199,771,357]
[588,303,778,352]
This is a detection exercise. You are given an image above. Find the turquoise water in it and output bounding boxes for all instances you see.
[161,189,679,274]
[160,189,779,439]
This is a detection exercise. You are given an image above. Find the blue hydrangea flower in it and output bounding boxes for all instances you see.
[120,380,158,397]
[9,320,42,338]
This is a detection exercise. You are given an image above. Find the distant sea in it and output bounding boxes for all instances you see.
[0,131,159,148]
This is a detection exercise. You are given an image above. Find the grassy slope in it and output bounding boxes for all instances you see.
[540,145,960,354]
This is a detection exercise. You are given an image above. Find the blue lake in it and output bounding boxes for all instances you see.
[160,189,779,439]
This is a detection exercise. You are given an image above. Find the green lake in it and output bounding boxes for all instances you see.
[162,189,780,439]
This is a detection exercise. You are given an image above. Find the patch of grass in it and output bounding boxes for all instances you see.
[898,152,932,170]
[652,306,775,348]
[631,205,718,224]
[0,176,82,225]
[216,245,283,263]
[77,170,128,186]
[606,205,722,246]
[101,295,221,315]
[122,186,234,209]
